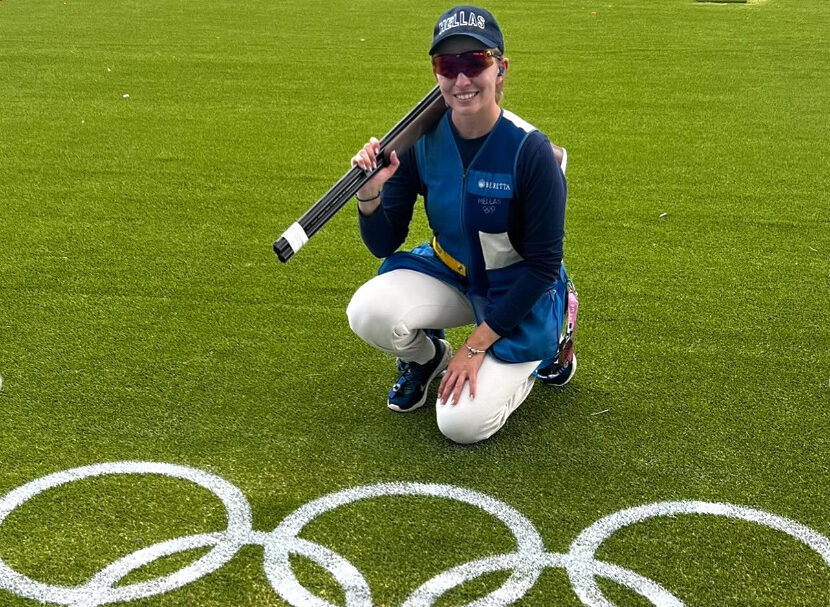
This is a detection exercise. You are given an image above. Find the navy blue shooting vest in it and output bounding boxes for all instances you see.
[379,109,567,363]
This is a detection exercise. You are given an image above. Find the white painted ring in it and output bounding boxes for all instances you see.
[263,482,545,607]
[404,552,682,607]
[567,500,830,607]
[262,535,372,607]
[0,462,252,606]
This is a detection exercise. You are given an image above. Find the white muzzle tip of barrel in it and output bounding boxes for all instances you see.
[282,222,309,255]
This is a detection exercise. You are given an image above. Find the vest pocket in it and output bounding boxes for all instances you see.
[478,231,523,270]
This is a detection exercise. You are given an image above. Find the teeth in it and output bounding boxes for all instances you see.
[456,92,477,100]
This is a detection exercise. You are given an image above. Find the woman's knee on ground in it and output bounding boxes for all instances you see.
[436,396,504,445]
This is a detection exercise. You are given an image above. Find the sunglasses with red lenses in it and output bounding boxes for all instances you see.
[432,50,500,79]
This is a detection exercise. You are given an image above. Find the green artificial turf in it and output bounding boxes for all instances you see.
[0,0,828,605]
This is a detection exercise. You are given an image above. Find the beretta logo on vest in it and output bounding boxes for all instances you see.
[477,178,511,192]
[469,171,513,196]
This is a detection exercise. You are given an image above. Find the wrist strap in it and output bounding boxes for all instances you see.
[356,191,380,202]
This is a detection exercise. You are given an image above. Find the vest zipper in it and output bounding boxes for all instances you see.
[455,110,503,286]
[461,168,468,260]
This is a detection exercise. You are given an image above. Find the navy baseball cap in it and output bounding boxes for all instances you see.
[429,6,504,56]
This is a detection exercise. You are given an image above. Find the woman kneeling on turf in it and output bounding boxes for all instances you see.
[347,5,573,444]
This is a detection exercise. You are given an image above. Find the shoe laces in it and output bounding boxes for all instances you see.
[393,338,442,392]
[537,361,567,379]
[393,351,438,392]
[396,360,423,385]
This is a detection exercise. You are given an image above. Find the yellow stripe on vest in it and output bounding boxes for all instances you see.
[432,236,467,277]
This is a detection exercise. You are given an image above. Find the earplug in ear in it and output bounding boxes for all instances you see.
[498,66,504,77]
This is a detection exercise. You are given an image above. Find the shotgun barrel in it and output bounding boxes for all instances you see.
[274,86,447,263]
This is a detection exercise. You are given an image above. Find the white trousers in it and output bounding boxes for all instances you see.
[347,269,540,444]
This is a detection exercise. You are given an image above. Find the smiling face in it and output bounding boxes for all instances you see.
[431,36,507,135]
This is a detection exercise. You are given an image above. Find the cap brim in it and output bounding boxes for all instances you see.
[429,32,500,55]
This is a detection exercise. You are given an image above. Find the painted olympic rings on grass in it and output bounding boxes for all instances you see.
[0,462,828,606]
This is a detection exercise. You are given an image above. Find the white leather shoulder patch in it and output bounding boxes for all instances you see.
[502,110,537,133]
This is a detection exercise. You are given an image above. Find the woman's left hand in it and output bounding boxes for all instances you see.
[438,348,486,405]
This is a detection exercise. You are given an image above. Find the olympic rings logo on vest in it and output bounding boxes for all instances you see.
[0,462,828,606]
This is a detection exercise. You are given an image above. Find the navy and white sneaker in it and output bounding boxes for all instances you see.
[534,354,577,387]
[396,329,445,375]
[388,336,452,412]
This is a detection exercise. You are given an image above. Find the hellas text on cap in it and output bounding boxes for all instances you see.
[438,10,487,35]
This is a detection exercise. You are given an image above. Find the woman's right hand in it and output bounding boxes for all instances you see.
[351,137,400,209]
